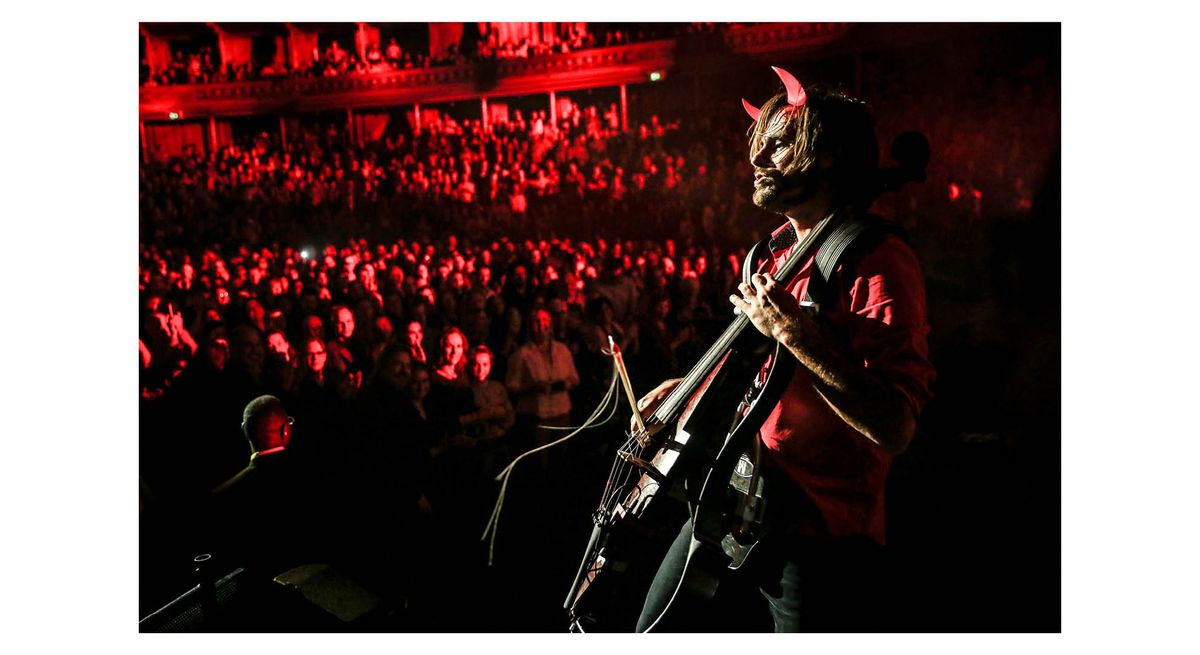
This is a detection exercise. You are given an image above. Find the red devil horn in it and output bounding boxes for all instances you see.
[741,98,762,122]
[771,66,807,107]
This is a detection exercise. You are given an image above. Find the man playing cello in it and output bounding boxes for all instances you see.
[633,67,936,632]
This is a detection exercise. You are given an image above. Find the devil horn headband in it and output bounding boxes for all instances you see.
[741,98,762,122]
[742,65,807,122]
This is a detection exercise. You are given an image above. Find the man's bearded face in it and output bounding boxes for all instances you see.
[750,108,817,212]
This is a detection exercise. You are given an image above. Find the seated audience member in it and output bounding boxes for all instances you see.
[208,395,314,571]
[428,326,476,447]
[397,364,448,494]
[228,324,267,404]
[505,308,580,469]
[461,345,515,475]
[406,320,428,364]
[331,304,368,368]
[298,337,328,391]
[264,329,299,394]
[300,314,324,343]
[370,314,396,367]
[203,395,341,629]
[143,300,199,390]
[635,293,691,382]
[433,327,469,386]
[290,336,334,465]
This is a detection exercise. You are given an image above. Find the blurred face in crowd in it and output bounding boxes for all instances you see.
[407,321,423,348]
[335,307,355,340]
[408,367,431,401]
[267,332,290,362]
[246,299,265,327]
[530,309,552,344]
[303,315,323,340]
[442,331,466,368]
[506,307,522,335]
[304,338,327,373]
[231,327,264,376]
[206,337,230,371]
[470,351,493,383]
[384,293,404,320]
[550,298,568,324]
[334,369,361,400]
[655,297,672,319]
[382,349,412,389]
[216,287,231,306]
[375,315,394,342]
[145,311,171,344]
[267,310,288,335]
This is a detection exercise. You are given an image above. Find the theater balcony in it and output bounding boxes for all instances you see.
[138,23,851,122]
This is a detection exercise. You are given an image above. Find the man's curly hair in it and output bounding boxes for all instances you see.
[747,87,881,209]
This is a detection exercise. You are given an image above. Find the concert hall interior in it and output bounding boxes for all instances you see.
[137,21,1061,633]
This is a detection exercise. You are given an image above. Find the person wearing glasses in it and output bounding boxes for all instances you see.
[299,337,329,391]
[207,396,318,576]
[195,396,342,629]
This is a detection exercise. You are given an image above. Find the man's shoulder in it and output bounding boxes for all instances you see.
[511,343,536,358]
[851,230,922,277]
[551,340,574,355]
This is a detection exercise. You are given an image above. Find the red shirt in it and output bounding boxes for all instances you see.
[759,223,935,544]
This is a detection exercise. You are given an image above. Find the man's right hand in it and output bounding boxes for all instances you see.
[630,378,683,432]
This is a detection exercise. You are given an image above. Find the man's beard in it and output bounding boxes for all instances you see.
[752,167,819,212]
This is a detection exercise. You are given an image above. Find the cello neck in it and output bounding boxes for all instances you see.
[648,212,841,426]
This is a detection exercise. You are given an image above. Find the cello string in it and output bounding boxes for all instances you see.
[482,357,621,566]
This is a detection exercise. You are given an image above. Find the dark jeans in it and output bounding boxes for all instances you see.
[635,517,885,632]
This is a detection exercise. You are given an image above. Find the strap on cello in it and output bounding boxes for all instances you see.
[767,214,904,308]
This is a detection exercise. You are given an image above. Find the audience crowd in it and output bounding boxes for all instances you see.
[140,100,743,249]
[139,96,754,625]
[139,224,746,623]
